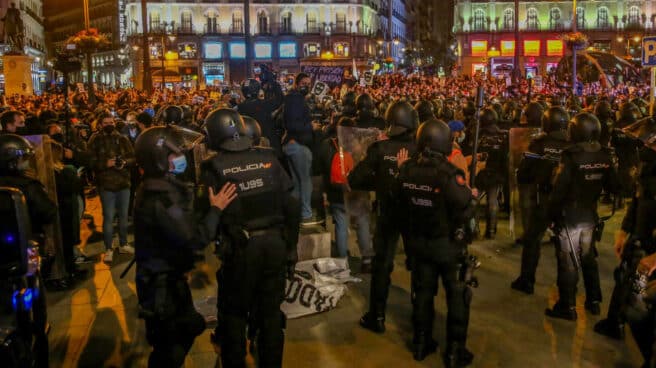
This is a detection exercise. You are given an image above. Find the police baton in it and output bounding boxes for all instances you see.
[469,85,485,188]
[563,224,581,270]
[120,258,136,279]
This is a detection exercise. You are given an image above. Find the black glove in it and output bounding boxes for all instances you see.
[286,261,296,280]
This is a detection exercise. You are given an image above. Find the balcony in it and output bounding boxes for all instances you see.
[177,26,194,35]
[255,25,272,36]
[229,25,244,35]
[306,26,321,34]
[454,19,650,34]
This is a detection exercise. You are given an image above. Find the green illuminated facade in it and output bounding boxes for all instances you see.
[453,0,653,76]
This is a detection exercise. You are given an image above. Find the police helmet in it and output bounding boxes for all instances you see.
[161,105,184,125]
[594,100,614,121]
[241,79,261,99]
[524,102,545,125]
[355,93,375,113]
[385,101,419,137]
[542,106,569,133]
[414,100,436,123]
[440,107,454,122]
[416,118,452,156]
[618,102,642,128]
[0,134,33,171]
[135,126,188,177]
[631,98,649,117]
[479,108,498,126]
[568,112,601,143]
[241,115,262,143]
[204,108,252,151]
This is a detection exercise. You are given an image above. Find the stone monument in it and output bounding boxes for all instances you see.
[2,2,33,95]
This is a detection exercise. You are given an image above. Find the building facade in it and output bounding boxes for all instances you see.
[454,0,655,76]
[0,0,46,93]
[124,0,410,88]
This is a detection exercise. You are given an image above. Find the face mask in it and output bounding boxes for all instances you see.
[103,125,115,134]
[299,86,310,96]
[51,133,64,143]
[457,133,466,144]
[129,127,138,139]
[170,155,187,175]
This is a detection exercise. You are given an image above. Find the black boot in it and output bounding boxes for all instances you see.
[412,332,437,361]
[359,312,385,333]
[510,277,534,295]
[593,319,625,340]
[444,342,474,368]
[545,302,577,321]
[584,301,601,315]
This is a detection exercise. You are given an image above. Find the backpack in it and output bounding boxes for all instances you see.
[330,138,354,185]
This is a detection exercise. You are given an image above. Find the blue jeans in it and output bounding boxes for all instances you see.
[330,203,373,258]
[99,188,130,250]
[283,141,313,219]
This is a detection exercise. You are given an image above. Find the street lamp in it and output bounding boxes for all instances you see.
[161,33,176,89]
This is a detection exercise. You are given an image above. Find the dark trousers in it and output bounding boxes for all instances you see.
[554,222,602,307]
[216,235,287,368]
[137,273,205,368]
[368,207,409,317]
[484,184,502,234]
[518,205,550,285]
[411,237,470,344]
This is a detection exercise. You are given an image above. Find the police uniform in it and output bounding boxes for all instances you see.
[133,126,222,367]
[512,107,571,294]
[476,109,508,239]
[546,113,620,320]
[0,134,57,368]
[202,108,300,368]
[397,119,477,366]
[349,101,418,333]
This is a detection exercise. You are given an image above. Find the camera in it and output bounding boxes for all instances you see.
[114,155,126,170]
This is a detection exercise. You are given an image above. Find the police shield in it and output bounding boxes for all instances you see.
[175,126,206,184]
[508,127,542,240]
[623,116,656,152]
[24,135,66,280]
[336,126,382,217]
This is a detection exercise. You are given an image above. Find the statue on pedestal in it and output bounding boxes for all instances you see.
[2,3,24,53]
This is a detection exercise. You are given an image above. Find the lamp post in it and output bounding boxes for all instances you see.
[572,0,578,96]
[131,44,139,88]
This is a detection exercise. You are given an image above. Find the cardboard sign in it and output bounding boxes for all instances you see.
[301,65,345,87]
[312,81,329,98]
[363,71,374,85]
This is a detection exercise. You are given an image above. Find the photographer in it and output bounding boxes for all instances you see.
[87,111,135,264]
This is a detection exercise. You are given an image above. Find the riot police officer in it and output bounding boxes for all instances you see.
[355,93,385,130]
[242,115,270,148]
[545,112,620,320]
[595,117,656,352]
[397,119,477,366]
[415,100,437,123]
[594,100,615,147]
[0,134,57,367]
[511,106,571,294]
[158,105,184,125]
[202,108,300,368]
[611,102,643,206]
[476,108,508,239]
[350,101,418,333]
[133,126,237,367]
[523,102,544,128]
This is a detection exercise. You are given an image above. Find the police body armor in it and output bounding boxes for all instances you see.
[203,148,286,235]
[555,144,615,223]
[477,126,508,186]
[517,131,570,197]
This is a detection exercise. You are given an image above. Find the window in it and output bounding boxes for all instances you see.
[471,40,487,57]
[473,9,486,32]
[180,12,192,33]
[547,40,563,56]
[279,42,297,58]
[232,12,243,33]
[628,6,640,26]
[549,8,562,30]
[335,13,346,33]
[254,42,272,59]
[178,42,197,59]
[149,12,160,32]
[258,11,268,34]
[503,8,514,31]
[229,42,246,59]
[306,13,318,33]
[334,42,349,57]
[526,8,539,30]
[597,7,609,29]
[304,42,321,57]
[576,7,586,30]
[206,11,218,33]
[281,12,292,34]
[204,42,223,59]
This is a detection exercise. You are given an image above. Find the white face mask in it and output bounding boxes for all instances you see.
[457,132,466,143]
